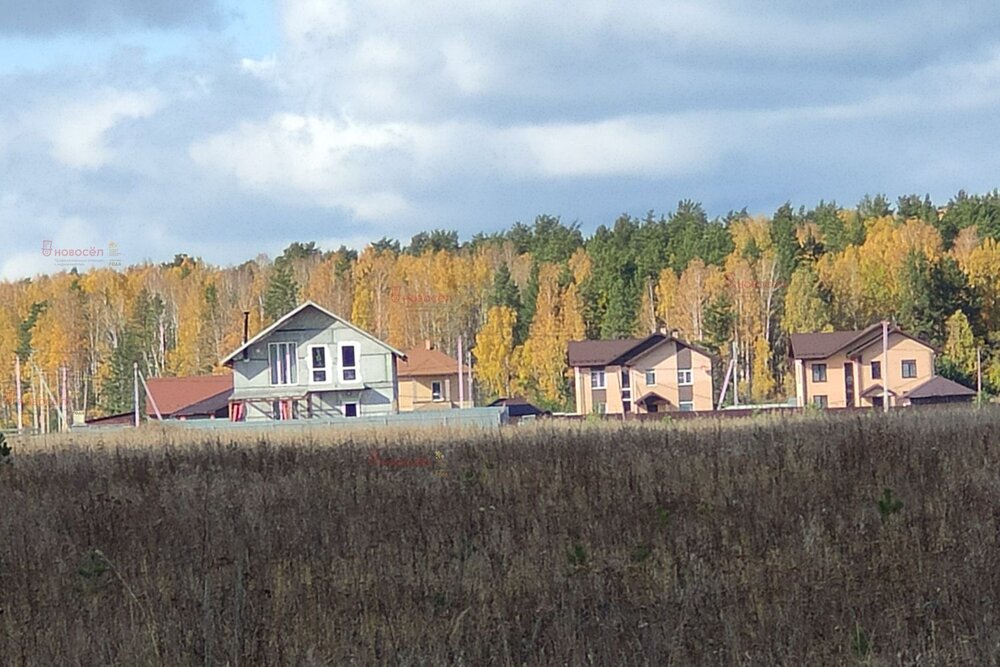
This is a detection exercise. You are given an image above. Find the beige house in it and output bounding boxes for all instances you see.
[568,333,715,415]
[397,342,471,411]
[789,322,974,408]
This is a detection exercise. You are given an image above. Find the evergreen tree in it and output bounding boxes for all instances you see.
[17,301,48,362]
[264,260,300,321]
[770,202,801,279]
[489,264,521,312]
[515,262,539,345]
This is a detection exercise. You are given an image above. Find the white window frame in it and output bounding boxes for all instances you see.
[431,380,443,401]
[308,344,331,384]
[343,402,358,418]
[679,401,694,412]
[677,369,693,386]
[645,369,656,386]
[590,368,606,389]
[338,341,361,384]
[268,342,297,386]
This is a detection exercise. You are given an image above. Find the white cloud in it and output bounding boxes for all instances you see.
[189,113,416,217]
[39,88,163,169]
[281,0,351,45]
[496,115,727,178]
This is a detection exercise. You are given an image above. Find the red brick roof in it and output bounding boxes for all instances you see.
[145,374,233,416]
[398,346,469,377]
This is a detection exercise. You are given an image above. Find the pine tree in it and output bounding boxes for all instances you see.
[515,262,539,345]
[264,259,299,322]
[489,264,521,311]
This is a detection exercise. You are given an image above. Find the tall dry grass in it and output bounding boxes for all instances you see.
[3,407,1000,665]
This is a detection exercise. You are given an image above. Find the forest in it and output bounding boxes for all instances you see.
[3,189,1000,424]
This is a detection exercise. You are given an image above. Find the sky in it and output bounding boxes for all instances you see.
[2,0,1000,279]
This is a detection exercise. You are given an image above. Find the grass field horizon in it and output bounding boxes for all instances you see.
[3,407,1000,665]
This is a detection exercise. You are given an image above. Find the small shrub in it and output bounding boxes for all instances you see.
[567,543,588,570]
[629,543,652,564]
[877,487,903,521]
[851,622,873,661]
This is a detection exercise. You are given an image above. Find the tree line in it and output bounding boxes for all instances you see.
[2,189,999,425]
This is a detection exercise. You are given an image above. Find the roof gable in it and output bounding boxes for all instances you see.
[789,322,934,360]
[568,333,713,368]
[220,301,405,366]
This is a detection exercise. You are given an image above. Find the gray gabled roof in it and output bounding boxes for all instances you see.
[220,301,406,366]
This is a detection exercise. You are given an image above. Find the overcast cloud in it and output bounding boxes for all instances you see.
[3,0,1000,278]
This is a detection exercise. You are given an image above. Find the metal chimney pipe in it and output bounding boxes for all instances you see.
[242,311,250,360]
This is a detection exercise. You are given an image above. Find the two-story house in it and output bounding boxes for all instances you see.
[221,301,406,421]
[788,321,974,408]
[568,332,715,415]
[397,341,471,411]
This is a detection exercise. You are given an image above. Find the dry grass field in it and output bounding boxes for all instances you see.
[3,408,1000,665]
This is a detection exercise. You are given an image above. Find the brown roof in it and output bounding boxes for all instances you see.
[788,323,883,360]
[904,375,976,399]
[788,322,935,360]
[567,333,713,367]
[398,346,469,377]
[146,374,234,416]
[860,383,897,398]
[172,388,232,418]
[635,391,671,406]
[567,338,644,367]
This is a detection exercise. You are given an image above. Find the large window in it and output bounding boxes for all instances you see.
[343,402,358,418]
[902,359,917,379]
[813,395,828,408]
[811,363,827,383]
[590,368,606,389]
[645,369,656,386]
[268,342,297,385]
[870,360,882,380]
[431,381,443,401]
[309,345,330,384]
[677,369,693,386]
[339,343,359,383]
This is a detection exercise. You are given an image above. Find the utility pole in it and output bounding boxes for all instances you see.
[467,350,474,408]
[977,346,983,407]
[133,362,140,428]
[882,320,889,413]
[457,335,464,409]
[60,366,68,431]
[14,355,22,433]
[732,340,740,407]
